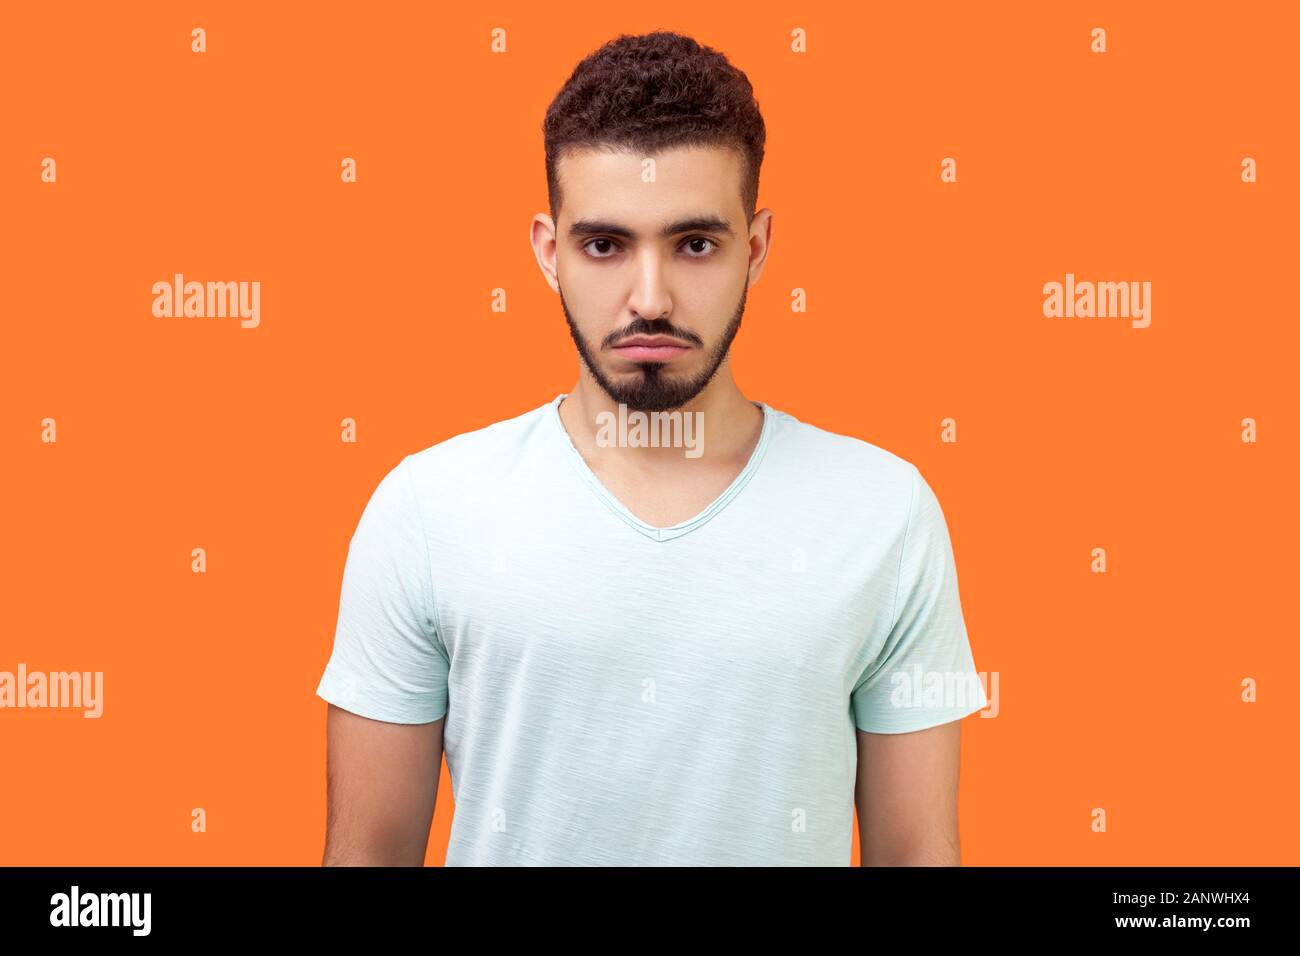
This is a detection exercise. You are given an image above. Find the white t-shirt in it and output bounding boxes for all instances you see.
[315,394,988,866]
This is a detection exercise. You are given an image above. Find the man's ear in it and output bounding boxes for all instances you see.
[530,213,561,294]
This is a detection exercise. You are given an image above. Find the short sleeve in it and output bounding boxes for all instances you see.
[850,464,988,734]
[315,454,450,724]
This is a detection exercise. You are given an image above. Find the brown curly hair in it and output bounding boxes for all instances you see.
[542,31,766,228]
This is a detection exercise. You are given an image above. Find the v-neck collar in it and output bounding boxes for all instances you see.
[546,393,775,542]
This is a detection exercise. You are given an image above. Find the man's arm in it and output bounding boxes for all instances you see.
[854,719,963,866]
[323,703,444,866]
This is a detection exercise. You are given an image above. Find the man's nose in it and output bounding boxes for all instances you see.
[626,251,672,321]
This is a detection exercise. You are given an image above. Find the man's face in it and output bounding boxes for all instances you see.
[552,145,752,413]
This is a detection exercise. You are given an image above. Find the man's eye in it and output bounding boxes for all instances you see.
[584,238,619,258]
[582,237,718,259]
[682,237,718,257]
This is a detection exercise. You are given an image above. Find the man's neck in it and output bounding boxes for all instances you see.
[557,368,763,470]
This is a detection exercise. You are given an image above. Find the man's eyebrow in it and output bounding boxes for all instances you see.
[567,215,735,240]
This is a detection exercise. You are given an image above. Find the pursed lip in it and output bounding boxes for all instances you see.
[612,335,692,348]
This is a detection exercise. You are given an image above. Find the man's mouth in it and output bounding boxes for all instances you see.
[611,335,693,361]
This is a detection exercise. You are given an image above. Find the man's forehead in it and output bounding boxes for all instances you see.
[557,144,743,229]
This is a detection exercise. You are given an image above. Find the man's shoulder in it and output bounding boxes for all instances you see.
[767,404,919,492]
[762,407,937,546]
[403,398,554,485]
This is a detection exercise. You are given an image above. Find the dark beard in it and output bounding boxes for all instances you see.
[559,284,747,413]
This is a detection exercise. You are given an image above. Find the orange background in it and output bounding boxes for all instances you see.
[2,2,1296,865]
